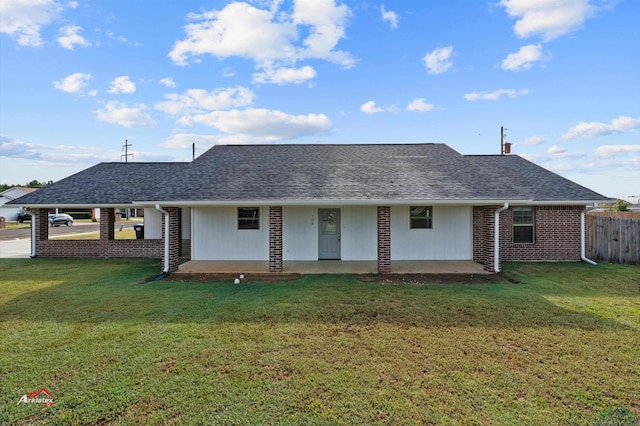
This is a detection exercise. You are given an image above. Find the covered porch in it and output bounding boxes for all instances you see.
[176,260,489,275]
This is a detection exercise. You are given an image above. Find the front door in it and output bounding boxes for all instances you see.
[318,208,341,259]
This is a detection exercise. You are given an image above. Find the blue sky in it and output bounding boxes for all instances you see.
[1,0,638,200]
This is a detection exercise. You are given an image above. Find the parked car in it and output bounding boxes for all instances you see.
[17,212,32,223]
[48,213,74,227]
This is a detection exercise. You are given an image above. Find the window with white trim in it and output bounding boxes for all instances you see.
[238,207,260,230]
[513,207,534,243]
[410,206,433,229]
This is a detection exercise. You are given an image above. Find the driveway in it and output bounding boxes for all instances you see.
[0,222,136,258]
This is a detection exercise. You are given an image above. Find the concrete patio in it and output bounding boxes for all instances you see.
[176,260,489,275]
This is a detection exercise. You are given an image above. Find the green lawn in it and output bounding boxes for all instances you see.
[0,260,638,425]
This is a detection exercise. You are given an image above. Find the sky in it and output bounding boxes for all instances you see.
[0,0,639,201]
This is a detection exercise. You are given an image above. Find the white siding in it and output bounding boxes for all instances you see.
[192,206,268,261]
[391,205,472,260]
[283,206,317,260]
[341,206,377,260]
[282,206,378,261]
[181,207,191,239]
[143,208,163,239]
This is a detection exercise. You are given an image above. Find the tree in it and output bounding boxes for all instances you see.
[607,199,630,212]
[26,179,53,188]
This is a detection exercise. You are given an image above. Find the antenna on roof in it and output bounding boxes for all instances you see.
[121,139,134,163]
[192,142,196,161]
[500,126,512,155]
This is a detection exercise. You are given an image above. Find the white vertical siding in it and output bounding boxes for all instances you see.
[341,206,377,260]
[192,206,268,261]
[181,207,191,239]
[283,206,317,260]
[391,205,472,260]
[282,206,378,261]
[143,208,163,239]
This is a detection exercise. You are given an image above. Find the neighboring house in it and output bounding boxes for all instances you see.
[0,186,37,220]
[9,143,611,273]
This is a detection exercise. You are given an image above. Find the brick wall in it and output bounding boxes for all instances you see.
[161,207,181,272]
[377,206,391,274]
[101,208,115,240]
[269,206,283,272]
[37,239,163,258]
[473,205,583,271]
[473,206,497,271]
[500,205,582,261]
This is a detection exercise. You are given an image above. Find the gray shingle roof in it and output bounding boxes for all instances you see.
[10,143,610,206]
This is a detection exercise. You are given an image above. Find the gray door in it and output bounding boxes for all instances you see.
[318,208,341,259]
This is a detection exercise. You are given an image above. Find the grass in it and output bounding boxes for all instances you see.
[53,228,137,240]
[0,260,638,425]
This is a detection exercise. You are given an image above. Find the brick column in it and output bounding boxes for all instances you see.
[377,206,391,274]
[473,206,497,272]
[100,208,115,241]
[35,208,49,242]
[161,207,181,273]
[269,206,283,272]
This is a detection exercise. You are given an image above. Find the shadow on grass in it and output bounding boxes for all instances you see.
[1,259,636,331]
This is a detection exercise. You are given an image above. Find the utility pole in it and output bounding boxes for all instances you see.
[500,126,512,155]
[121,139,133,162]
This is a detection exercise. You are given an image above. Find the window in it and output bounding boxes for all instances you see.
[513,207,534,243]
[238,207,260,230]
[410,206,433,229]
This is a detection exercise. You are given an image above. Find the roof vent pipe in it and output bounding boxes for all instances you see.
[155,204,170,273]
[494,203,509,273]
[581,207,597,265]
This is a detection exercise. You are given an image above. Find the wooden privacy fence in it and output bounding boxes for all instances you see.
[586,214,640,265]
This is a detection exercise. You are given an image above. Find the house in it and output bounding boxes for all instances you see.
[9,143,611,274]
[0,186,37,221]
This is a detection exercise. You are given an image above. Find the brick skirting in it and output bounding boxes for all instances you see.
[36,239,163,258]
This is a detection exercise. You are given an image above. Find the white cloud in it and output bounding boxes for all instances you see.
[52,72,93,94]
[406,98,435,112]
[0,135,114,164]
[57,25,90,50]
[67,1,78,9]
[464,88,529,101]
[360,101,396,114]
[423,46,453,74]
[187,108,332,141]
[0,0,60,46]
[168,1,354,76]
[381,6,399,29]
[159,78,176,88]
[253,65,316,84]
[160,133,220,150]
[501,44,550,71]
[94,101,156,128]
[107,76,136,94]
[498,0,597,41]
[520,135,545,146]
[520,146,586,163]
[562,116,640,140]
[595,144,640,158]
[155,86,255,117]
[360,101,382,114]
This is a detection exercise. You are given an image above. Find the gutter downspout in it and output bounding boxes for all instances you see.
[494,203,509,273]
[155,204,170,274]
[30,214,36,258]
[581,207,598,265]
